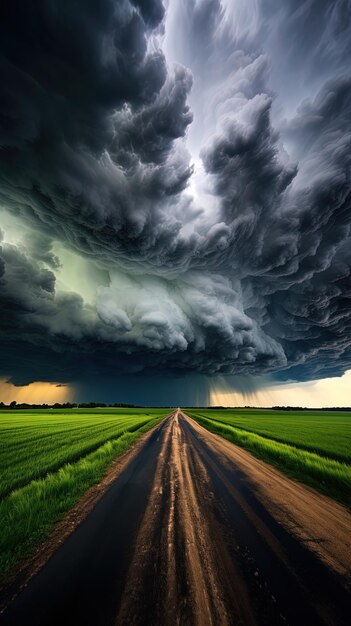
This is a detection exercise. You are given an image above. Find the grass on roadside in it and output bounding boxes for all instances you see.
[186,408,351,463]
[0,416,153,499]
[189,413,351,508]
[0,416,162,581]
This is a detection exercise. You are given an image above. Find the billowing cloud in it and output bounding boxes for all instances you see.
[0,0,350,400]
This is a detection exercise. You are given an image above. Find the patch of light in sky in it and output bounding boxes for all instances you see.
[210,370,351,408]
[0,378,74,404]
[53,243,110,304]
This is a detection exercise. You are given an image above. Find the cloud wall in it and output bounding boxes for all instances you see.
[0,0,350,398]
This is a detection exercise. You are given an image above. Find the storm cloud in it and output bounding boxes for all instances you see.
[0,0,351,400]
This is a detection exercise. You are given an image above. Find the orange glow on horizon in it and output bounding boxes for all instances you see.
[0,379,74,404]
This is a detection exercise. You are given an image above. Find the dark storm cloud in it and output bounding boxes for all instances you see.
[0,0,196,271]
[0,235,286,385]
[207,74,351,380]
[131,0,165,26]
[0,0,351,393]
[192,10,351,383]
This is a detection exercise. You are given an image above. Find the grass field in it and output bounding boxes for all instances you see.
[186,409,351,507]
[0,408,167,580]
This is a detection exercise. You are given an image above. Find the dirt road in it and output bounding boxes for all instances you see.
[1,410,351,625]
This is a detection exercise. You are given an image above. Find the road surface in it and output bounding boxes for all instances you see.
[1,410,351,625]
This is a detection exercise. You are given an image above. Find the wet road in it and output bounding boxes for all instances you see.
[1,410,351,625]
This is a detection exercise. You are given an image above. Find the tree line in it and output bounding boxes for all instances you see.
[0,401,139,409]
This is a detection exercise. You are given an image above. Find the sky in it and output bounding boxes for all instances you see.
[0,0,351,406]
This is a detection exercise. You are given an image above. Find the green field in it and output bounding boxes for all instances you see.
[2,407,350,583]
[186,409,351,507]
[0,409,167,580]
